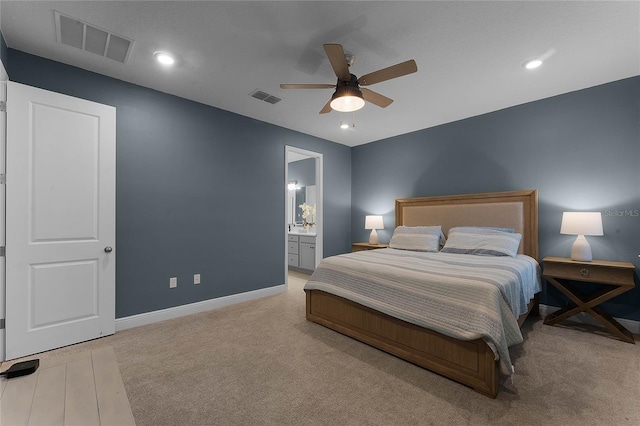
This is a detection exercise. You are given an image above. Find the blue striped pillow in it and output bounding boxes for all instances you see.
[440,227,522,257]
[389,226,444,252]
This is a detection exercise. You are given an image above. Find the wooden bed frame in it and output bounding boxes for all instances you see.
[305,190,539,398]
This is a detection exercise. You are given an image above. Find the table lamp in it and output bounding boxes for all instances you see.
[365,215,384,245]
[560,212,603,261]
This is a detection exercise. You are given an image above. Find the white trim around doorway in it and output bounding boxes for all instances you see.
[285,146,323,288]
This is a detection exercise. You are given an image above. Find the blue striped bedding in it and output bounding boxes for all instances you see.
[304,248,541,375]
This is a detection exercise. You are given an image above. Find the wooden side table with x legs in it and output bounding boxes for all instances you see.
[542,256,636,343]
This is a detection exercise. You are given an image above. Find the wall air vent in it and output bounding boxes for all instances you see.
[54,11,134,64]
[250,89,281,105]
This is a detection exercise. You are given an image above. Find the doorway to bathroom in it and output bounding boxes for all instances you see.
[285,146,323,288]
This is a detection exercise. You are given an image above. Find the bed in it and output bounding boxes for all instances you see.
[304,190,540,398]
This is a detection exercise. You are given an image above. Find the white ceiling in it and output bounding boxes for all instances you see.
[1,1,638,147]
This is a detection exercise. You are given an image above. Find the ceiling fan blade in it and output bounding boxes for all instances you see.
[319,99,332,114]
[280,84,335,89]
[323,44,351,81]
[357,59,418,86]
[361,88,394,108]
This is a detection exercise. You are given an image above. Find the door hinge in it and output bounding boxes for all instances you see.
[0,101,5,112]
[0,319,4,330]
[0,174,5,184]
[0,246,5,257]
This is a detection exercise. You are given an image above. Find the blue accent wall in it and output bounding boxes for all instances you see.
[6,47,638,322]
[351,76,640,320]
[7,49,352,318]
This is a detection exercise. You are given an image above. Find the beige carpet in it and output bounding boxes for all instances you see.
[12,271,640,426]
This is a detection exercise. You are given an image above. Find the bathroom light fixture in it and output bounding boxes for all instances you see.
[365,215,384,245]
[154,51,175,65]
[523,58,543,69]
[287,181,300,191]
[560,212,603,261]
[330,86,365,112]
[340,121,349,129]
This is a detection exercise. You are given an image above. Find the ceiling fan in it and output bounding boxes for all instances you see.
[280,44,418,114]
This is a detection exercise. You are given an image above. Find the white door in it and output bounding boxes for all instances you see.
[0,62,8,360]
[5,82,116,359]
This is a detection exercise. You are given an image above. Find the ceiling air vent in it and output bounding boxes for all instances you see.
[250,89,281,105]
[54,11,134,64]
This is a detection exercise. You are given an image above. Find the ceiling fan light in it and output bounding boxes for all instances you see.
[330,86,365,112]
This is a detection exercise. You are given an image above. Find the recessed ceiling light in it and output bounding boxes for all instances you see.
[523,59,543,70]
[340,121,349,129]
[154,51,175,65]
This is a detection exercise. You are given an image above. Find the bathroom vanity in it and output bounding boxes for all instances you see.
[288,231,316,271]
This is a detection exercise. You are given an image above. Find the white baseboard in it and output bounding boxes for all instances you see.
[539,304,640,335]
[115,284,286,332]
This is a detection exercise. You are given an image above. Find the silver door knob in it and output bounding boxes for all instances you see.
[104,246,113,253]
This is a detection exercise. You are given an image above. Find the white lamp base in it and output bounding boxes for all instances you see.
[570,235,593,261]
[369,229,379,245]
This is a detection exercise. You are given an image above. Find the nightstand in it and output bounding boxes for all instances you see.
[352,242,389,252]
[542,256,636,344]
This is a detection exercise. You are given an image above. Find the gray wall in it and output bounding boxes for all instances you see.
[6,47,639,322]
[351,76,640,320]
[7,49,352,318]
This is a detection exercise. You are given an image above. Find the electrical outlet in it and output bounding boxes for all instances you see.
[169,277,177,288]
[194,274,201,285]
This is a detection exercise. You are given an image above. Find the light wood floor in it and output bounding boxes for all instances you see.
[0,346,135,426]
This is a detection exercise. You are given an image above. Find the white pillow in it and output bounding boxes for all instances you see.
[440,227,522,257]
[389,226,444,252]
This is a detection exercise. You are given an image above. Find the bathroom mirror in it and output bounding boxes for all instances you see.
[295,188,306,223]
[288,185,316,225]
[287,156,316,225]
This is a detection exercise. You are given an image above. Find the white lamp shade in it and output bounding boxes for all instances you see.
[560,212,603,262]
[365,215,384,230]
[560,212,603,236]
